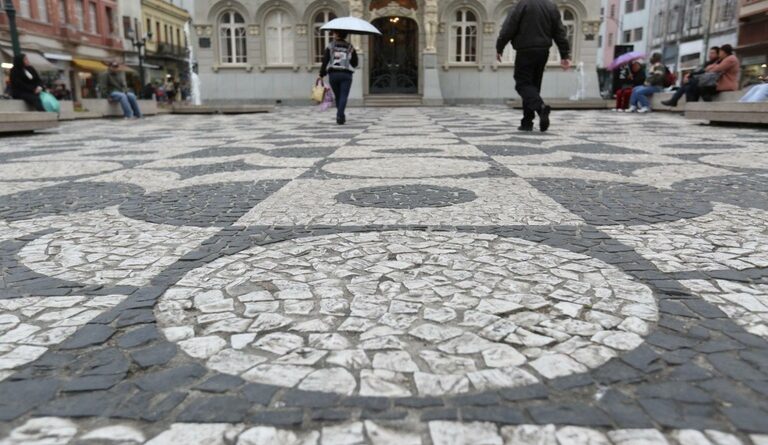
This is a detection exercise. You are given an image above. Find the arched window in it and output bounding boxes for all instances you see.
[451,8,478,63]
[549,8,576,63]
[265,10,294,65]
[219,11,247,64]
[312,10,337,64]
[498,5,517,64]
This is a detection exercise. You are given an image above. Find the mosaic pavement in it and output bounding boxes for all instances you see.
[0,107,767,444]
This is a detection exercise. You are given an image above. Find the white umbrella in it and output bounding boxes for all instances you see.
[321,17,382,35]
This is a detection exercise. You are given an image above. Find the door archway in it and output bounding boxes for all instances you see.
[369,17,419,94]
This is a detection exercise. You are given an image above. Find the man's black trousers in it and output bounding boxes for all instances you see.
[514,49,550,124]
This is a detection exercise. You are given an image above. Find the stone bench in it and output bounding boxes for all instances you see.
[0,99,76,120]
[684,101,768,125]
[0,111,59,133]
[651,90,743,111]
[80,99,158,117]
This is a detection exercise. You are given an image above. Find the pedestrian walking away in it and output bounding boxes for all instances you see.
[496,0,571,132]
[319,31,359,125]
[9,54,46,112]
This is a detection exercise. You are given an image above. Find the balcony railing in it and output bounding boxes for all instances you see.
[154,43,187,57]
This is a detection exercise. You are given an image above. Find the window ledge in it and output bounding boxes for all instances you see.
[259,65,301,72]
[442,63,484,71]
[213,63,253,72]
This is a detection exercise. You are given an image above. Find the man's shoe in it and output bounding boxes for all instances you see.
[518,125,533,132]
[660,99,676,107]
[627,106,638,112]
[538,105,551,132]
[638,107,651,113]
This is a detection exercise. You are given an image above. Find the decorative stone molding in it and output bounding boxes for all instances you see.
[248,25,260,36]
[438,22,445,34]
[194,25,213,37]
[297,24,308,36]
[369,2,418,21]
[483,22,495,34]
[581,20,600,40]
[212,64,254,72]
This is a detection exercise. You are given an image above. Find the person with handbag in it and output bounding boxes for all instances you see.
[318,30,358,125]
[661,47,719,107]
[663,45,739,107]
[9,54,45,111]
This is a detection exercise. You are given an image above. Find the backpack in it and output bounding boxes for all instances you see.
[663,66,676,88]
[327,41,354,72]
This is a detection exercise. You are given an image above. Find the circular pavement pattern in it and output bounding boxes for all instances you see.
[158,231,659,397]
[322,158,490,178]
[335,185,478,209]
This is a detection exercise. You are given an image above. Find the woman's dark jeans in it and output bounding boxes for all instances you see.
[14,91,45,111]
[329,71,353,122]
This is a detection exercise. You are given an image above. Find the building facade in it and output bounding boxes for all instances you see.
[142,0,191,84]
[648,0,738,77]
[190,0,602,104]
[596,0,620,68]
[737,0,768,85]
[1,0,124,99]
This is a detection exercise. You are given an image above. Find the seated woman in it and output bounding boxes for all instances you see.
[613,61,645,112]
[9,54,45,111]
[676,45,740,105]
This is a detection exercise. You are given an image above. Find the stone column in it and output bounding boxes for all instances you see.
[348,0,365,106]
[421,0,443,105]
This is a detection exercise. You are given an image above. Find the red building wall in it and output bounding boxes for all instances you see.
[0,0,123,51]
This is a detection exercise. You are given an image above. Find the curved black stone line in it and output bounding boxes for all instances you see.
[0,232,138,300]
[372,148,444,155]
[264,146,339,158]
[543,157,663,177]
[0,149,75,163]
[158,160,273,180]
[4,224,766,431]
[117,180,289,228]
[674,175,768,211]
[300,157,516,181]
[477,143,645,157]
[335,184,478,209]
[661,143,745,150]
[529,178,715,226]
[0,182,145,223]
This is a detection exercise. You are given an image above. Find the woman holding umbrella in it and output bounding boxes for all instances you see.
[319,30,359,125]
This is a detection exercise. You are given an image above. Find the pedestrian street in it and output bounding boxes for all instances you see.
[1,107,768,444]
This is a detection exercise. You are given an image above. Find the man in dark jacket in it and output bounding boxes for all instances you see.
[496,0,571,132]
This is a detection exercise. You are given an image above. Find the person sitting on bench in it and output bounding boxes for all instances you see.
[9,54,45,111]
[102,62,142,118]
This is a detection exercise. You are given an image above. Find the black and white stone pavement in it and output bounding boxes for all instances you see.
[1,107,768,444]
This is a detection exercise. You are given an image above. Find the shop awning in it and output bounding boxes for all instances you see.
[72,58,108,73]
[117,65,138,75]
[44,52,72,61]
[0,48,58,71]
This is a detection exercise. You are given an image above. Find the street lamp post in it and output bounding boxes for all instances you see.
[3,0,22,57]
[128,30,152,95]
